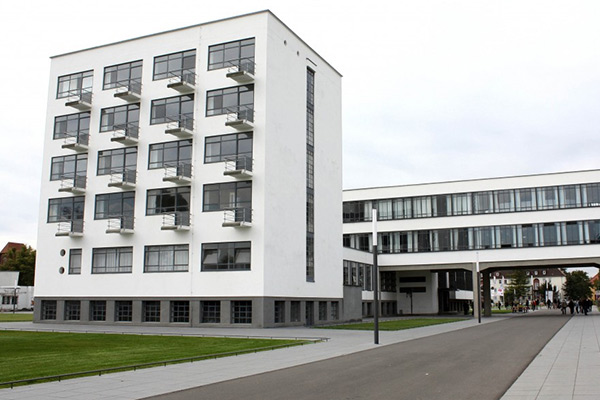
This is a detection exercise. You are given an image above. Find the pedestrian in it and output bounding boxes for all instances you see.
[568,299,575,315]
[561,299,567,314]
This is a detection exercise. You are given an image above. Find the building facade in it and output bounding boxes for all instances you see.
[34,11,343,327]
[343,170,600,316]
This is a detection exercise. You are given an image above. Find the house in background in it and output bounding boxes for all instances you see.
[0,271,34,311]
[0,242,25,265]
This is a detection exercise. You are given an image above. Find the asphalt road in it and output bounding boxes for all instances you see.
[146,313,569,400]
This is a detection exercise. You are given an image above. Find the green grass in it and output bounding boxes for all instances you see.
[0,313,33,322]
[492,309,513,314]
[319,318,465,331]
[0,331,301,384]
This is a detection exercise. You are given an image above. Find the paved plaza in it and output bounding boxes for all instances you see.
[0,311,597,399]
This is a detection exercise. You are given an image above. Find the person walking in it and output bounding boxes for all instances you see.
[568,299,575,315]
[561,299,567,314]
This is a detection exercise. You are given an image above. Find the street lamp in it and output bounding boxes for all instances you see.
[372,208,379,345]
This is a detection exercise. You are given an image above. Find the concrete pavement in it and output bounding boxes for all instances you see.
[0,310,595,400]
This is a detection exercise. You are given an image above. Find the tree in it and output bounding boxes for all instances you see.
[0,246,36,286]
[563,270,592,300]
[505,269,530,303]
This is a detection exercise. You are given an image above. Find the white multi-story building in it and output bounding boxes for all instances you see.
[34,10,344,327]
[343,170,600,317]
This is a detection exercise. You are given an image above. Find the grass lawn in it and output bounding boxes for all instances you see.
[319,318,464,331]
[492,309,513,314]
[0,313,33,322]
[0,331,301,384]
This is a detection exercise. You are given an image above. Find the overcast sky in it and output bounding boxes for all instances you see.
[1,0,599,256]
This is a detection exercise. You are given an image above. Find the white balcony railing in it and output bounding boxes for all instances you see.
[222,208,252,228]
[161,212,191,231]
[223,155,253,178]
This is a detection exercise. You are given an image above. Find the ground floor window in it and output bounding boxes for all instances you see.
[231,300,252,324]
[200,301,220,323]
[90,301,106,321]
[115,301,133,322]
[143,301,161,322]
[331,301,339,320]
[170,301,190,323]
[290,301,301,322]
[41,300,57,320]
[274,301,285,323]
[1,296,17,305]
[64,300,81,320]
[318,301,327,321]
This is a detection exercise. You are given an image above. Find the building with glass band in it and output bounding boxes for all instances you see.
[34,10,344,327]
[343,169,600,317]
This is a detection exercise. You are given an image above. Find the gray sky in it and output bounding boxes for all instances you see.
[1,0,600,265]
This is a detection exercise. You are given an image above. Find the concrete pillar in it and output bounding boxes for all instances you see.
[483,270,492,317]
[472,263,480,320]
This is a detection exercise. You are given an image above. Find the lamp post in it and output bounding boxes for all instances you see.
[372,208,379,345]
[476,252,481,324]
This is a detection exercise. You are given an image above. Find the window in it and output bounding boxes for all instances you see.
[380,272,396,292]
[150,95,194,126]
[564,221,582,245]
[516,188,536,211]
[90,301,107,321]
[201,301,221,323]
[204,133,253,164]
[306,69,315,283]
[537,187,559,210]
[92,247,133,274]
[144,245,189,272]
[206,85,254,119]
[57,70,93,99]
[452,193,471,215]
[274,301,285,323]
[170,301,190,323]
[202,242,250,271]
[586,220,600,243]
[497,226,516,248]
[318,301,327,321]
[148,140,192,169]
[393,198,412,219]
[2,296,17,305]
[475,227,495,249]
[50,154,87,181]
[416,231,432,252]
[143,301,161,322]
[146,186,190,215]
[103,60,142,90]
[290,301,301,322]
[520,224,537,247]
[153,50,196,80]
[208,38,255,71]
[495,190,515,213]
[95,192,135,219]
[115,301,133,322]
[69,249,82,275]
[41,300,57,320]
[413,197,432,218]
[435,229,452,251]
[100,104,140,132]
[583,184,600,207]
[377,200,393,220]
[560,185,581,208]
[65,300,81,321]
[47,196,85,222]
[231,300,252,324]
[97,147,137,175]
[203,181,251,211]
[330,302,339,320]
[473,192,493,214]
[53,112,90,140]
[343,201,374,222]
[541,223,560,246]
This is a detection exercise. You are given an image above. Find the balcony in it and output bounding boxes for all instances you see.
[163,163,192,184]
[166,70,196,93]
[161,212,190,231]
[108,169,136,189]
[55,220,84,237]
[222,208,252,228]
[165,115,194,138]
[65,89,92,110]
[61,134,89,152]
[58,175,87,195]
[113,80,142,102]
[225,106,254,131]
[223,155,253,178]
[225,58,256,83]
[106,216,134,234]
[110,123,139,145]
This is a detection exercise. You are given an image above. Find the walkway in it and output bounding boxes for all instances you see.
[0,311,596,399]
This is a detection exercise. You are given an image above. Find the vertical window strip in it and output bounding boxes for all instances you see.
[306,68,315,281]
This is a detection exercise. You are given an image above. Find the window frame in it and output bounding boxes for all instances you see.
[144,244,189,273]
[91,247,133,274]
[201,241,251,271]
